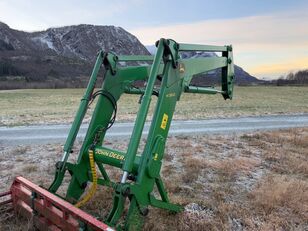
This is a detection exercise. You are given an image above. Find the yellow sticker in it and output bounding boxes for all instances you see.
[153,153,159,161]
[166,92,176,98]
[179,63,185,73]
[96,149,125,161]
[160,113,168,130]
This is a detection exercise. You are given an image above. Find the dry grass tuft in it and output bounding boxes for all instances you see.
[0,214,31,231]
[10,146,29,156]
[207,157,261,180]
[250,175,308,218]
[22,164,38,173]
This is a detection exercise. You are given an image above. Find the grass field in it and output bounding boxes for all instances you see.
[0,86,308,126]
[0,128,307,230]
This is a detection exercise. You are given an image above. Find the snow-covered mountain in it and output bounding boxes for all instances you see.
[0,22,149,88]
[0,22,148,60]
[30,24,149,61]
[0,22,258,89]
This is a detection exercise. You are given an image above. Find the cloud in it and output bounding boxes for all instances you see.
[130,10,308,78]
[130,11,308,47]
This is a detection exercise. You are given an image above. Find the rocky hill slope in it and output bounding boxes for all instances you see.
[0,22,259,89]
[0,22,149,88]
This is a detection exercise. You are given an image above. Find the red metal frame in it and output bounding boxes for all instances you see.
[0,191,12,206]
[1,176,114,231]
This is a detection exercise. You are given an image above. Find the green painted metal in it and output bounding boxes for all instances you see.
[94,146,141,174]
[179,43,228,52]
[184,86,225,94]
[48,38,235,230]
[122,38,165,177]
[49,51,103,193]
[117,55,155,61]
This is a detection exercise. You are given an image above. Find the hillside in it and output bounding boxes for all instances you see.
[0,22,259,89]
[0,22,149,89]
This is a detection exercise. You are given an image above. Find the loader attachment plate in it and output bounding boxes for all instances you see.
[1,176,114,231]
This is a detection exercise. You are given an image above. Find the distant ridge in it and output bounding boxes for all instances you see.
[0,22,258,89]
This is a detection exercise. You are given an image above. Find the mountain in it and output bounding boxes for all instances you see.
[30,24,149,62]
[0,22,258,89]
[0,22,149,89]
[146,46,260,85]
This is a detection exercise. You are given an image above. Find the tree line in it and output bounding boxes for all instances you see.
[276,69,308,85]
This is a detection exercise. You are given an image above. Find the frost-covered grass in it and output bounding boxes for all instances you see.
[1,128,307,230]
[0,86,308,126]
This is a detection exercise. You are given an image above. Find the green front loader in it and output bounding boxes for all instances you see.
[1,38,234,231]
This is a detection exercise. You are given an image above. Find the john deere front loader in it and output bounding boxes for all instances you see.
[0,38,234,230]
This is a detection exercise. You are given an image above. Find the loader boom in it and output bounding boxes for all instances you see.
[1,38,234,231]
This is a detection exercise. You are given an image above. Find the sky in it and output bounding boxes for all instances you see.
[0,0,307,79]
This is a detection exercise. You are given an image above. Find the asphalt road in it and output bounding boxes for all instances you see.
[1,114,308,146]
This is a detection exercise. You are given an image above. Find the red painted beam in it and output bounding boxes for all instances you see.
[9,176,114,231]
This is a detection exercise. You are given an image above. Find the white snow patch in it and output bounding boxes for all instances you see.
[184,203,214,220]
[4,35,10,44]
[32,34,55,50]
